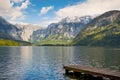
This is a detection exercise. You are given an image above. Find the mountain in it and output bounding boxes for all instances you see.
[30,28,46,43]
[0,30,31,46]
[0,17,22,40]
[0,31,13,39]
[0,17,31,46]
[0,17,44,41]
[73,10,120,46]
[30,16,92,45]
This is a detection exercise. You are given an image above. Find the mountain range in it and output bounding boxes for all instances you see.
[30,16,92,45]
[0,10,120,46]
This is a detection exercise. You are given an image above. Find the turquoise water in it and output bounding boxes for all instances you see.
[0,46,120,80]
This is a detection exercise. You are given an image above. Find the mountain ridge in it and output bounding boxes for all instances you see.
[73,10,120,46]
[0,10,120,46]
[0,17,31,46]
[30,16,92,45]
[0,16,22,40]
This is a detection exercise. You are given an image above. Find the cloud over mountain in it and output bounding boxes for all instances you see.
[0,0,120,27]
[55,0,120,18]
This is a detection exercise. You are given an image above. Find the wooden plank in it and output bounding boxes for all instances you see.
[63,65,120,80]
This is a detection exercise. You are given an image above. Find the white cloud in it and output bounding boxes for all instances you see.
[40,0,120,27]
[55,0,120,18]
[39,6,54,16]
[0,0,30,21]
[9,20,29,25]
[11,0,23,3]
[15,0,30,10]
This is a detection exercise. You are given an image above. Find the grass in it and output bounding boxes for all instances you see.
[37,39,72,45]
[0,39,20,46]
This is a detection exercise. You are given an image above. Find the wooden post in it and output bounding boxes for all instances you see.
[65,69,69,74]
[95,77,103,80]
[74,72,81,78]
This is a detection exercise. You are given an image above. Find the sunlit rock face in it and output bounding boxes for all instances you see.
[31,16,92,42]
[15,24,45,41]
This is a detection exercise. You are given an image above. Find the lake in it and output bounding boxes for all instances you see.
[0,46,120,80]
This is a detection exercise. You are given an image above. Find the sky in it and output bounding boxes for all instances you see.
[0,0,120,27]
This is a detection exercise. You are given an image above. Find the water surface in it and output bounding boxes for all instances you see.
[0,46,120,80]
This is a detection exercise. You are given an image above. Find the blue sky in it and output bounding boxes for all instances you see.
[0,0,120,26]
[23,0,84,24]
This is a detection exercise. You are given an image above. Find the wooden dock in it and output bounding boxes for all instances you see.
[63,65,120,80]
